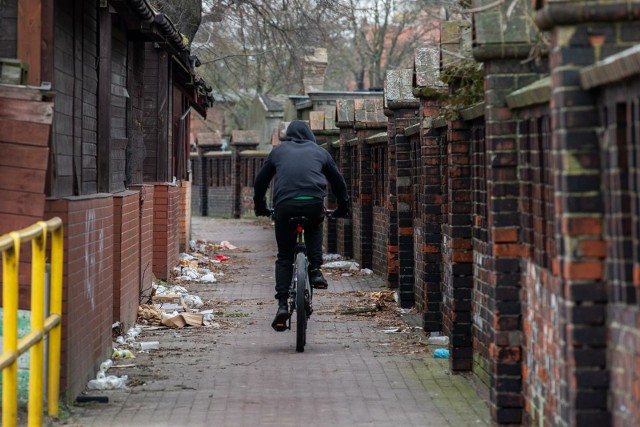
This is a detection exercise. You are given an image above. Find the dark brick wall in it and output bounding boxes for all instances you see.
[337,130,355,258]
[442,119,473,371]
[383,120,399,291]
[371,142,389,278]
[597,79,640,427]
[546,21,615,427]
[421,112,446,332]
[352,133,373,268]
[516,104,561,427]
[372,206,390,276]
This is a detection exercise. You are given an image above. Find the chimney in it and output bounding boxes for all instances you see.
[303,47,328,94]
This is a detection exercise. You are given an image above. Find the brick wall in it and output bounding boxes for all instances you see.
[151,183,180,281]
[45,194,114,401]
[371,138,390,279]
[112,191,140,330]
[594,77,640,427]
[178,181,191,252]
[337,123,355,258]
[129,184,155,302]
[352,133,373,268]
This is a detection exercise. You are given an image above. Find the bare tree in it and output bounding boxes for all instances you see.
[192,0,469,127]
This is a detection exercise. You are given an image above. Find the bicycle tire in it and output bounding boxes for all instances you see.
[295,252,307,352]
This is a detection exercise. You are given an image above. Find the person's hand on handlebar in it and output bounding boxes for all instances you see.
[331,204,350,218]
[254,199,272,217]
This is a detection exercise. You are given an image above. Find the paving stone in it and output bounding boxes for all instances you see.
[52,217,490,427]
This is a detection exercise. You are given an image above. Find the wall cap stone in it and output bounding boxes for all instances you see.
[460,102,485,121]
[365,132,388,145]
[505,76,550,109]
[581,44,640,89]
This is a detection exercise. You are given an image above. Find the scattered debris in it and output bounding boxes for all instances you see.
[426,335,449,345]
[112,349,135,360]
[433,348,450,359]
[322,260,360,270]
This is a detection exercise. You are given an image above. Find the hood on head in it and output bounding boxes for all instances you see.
[284,120,316,143]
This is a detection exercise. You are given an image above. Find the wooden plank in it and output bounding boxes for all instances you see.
[0,214,42,236]
[0,189,45,217]
[0,118,51,146]
[0,166,46,193]
[157,51,169,182]
[0,142,49,170]
[97,6,112,193]
[0,86,43,101]
[0,98,53,124]
[41,0,54,84]
[17,0,42,85]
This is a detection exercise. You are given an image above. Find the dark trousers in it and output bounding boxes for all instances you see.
[273,199,324,300]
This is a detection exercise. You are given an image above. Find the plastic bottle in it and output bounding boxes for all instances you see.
[100,359,113,372]
[427,336,449,345]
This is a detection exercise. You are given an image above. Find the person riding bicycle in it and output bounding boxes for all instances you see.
[253,120,350,331]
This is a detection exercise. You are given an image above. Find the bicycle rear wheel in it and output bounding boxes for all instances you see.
[295,252,307,352]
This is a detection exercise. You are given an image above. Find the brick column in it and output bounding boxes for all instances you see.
[441,118,474,372]
[413,48,448,330]
[385,69,420,306]
[472,1,541,422]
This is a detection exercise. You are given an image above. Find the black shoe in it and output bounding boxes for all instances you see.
[310,269,328,289]
[271,299,289,331]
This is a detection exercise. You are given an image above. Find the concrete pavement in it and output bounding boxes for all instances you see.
[52,216,490,427]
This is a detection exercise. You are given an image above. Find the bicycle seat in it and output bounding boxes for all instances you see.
[289,216,309,227]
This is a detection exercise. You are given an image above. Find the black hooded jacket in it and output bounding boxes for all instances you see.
[253,120,349,208]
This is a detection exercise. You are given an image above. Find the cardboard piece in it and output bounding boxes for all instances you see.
[161,312,205,329]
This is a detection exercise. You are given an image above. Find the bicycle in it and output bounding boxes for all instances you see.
[271,209,334,352]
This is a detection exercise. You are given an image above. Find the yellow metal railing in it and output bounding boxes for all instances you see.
[0,218,63,427]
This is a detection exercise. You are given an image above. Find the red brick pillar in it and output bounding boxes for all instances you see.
[471,0,542,419]
[442,118,474,371]
[413,48,448,331]
[384,69,421,306]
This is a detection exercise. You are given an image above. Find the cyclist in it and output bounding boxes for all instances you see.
[253,120,350,331]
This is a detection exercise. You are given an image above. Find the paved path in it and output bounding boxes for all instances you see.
[54,217,490,427]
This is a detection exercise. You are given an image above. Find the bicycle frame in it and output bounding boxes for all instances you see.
[289,223,310,313]
[287,219,313,352]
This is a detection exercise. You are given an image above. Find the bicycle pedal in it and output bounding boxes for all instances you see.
[272,323,287,332]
